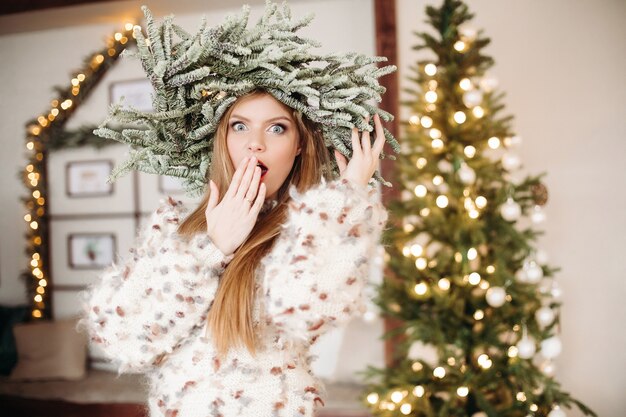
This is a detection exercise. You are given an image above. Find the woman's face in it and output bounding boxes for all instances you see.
[226,93,301,199]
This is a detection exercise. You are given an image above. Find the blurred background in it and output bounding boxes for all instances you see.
[0,1,624,416]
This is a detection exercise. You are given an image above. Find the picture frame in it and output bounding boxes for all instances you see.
[66,160,113,198]
[67,233,116,270]
[109,78,154,112]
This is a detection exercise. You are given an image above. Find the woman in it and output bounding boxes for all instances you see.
[81,89,388,417]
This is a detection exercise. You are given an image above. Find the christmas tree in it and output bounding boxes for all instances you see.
[361,1,596,416]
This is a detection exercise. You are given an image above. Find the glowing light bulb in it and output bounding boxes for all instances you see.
[367,393,379,404]
[425,91,438,103]
[508,346,519,357]
[400,404,412,415]
[468,272,481,285]
[416,157,427,169]
[464,146,476,158]
[409,115,420,125]
[413,385,425,397]
[486,265,495,273]
[438,278,450,290]
[457,387,469,397]
[34,294,42,302]
[474,310,484,320]
[420,208,430,217]
[411,244,424,257]
[391,391,404,403]
[479,280,490,290]
[429,128,442,139]
[415,258,427,270]
[432,175,443,185]
[467,247,477,260]
[468,210,480,219]
[454,111,467,124]
[488,136,501,149]
[414,282,428,295]
[530,404,538,412]
[424,63,437,76]
[412,362,423,372]
[454,41,466,51]
[516,392,527,402]
[402,246,411,257]
[420,116,433,128]
[431,139,444,150]
[414,185,427,197]
[472,106,485,118]
[433,367,446,378]
[475,196,487,208]
[459,78,472,90]
[436,195,449,208]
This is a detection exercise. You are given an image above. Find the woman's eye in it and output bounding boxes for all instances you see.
[232,122,247,131]
[269,124,285,134]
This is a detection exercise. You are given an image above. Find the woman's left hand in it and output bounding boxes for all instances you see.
[334,113,386,187]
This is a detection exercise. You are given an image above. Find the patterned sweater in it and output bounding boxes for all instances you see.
[80,178,387,417]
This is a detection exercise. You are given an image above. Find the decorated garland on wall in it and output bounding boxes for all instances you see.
[20,23,138,320]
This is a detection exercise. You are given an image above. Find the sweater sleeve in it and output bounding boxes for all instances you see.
[79,197,233,374]
[262,178,387,346]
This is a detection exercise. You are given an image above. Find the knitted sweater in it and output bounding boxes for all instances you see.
[81,178,387,417]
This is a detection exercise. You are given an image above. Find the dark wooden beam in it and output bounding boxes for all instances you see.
[0,0,128,16]
[374,0,405,369]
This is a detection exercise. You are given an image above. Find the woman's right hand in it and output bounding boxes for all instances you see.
[205,156,266,256]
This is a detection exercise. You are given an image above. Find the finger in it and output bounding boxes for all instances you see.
[236,156,258,199]
[225,156,249,199]
[250,182,267,214]
[245,165,262,203]
[351,127,362,157]
[372,113,386,157]
[206,180,219,211]
[334,149,347,174]
[361,115,372,153]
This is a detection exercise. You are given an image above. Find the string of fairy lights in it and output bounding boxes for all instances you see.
[22,22,140,320]
[364,22,570,417]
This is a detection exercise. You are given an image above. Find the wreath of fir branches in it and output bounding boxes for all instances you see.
[94,1,399,196]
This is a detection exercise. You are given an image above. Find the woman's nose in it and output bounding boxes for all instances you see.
[247,132,265,152]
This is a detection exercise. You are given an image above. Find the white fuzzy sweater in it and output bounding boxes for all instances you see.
[81,178,387,417]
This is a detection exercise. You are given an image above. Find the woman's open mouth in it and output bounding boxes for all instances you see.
[257,161,269,180]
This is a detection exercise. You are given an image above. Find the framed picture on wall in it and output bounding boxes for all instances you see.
[110,78,154,112]
[67,233,116,270]
[66,160,113,198]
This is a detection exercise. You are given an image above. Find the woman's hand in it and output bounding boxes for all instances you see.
[334,113,386,187]
[205,156,266,256]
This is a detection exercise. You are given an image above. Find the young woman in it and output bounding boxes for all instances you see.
[82,89,389,417]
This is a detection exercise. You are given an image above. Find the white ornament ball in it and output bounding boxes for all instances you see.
[480,75,499,92]
[501,198,521,221]
[535,307,556,328]
[502,153,522,170]
[458,164,476,184]
[516,337,537,359]
[531,205,547,223]
[462,89,483,108]
[437,159,453,173]
[538,279,554,295]
[515,268,528,283]
[486,287,507,307]
[536,249,550,264]
[550,281,563,301]
[407,341,439,367]
[541,336,563,359]
[459,24,478,40]
[540,360,557,376]
[524,260,544,284]
[548,407,567,417]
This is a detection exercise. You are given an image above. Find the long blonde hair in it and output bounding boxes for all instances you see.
[177,90,331,358]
